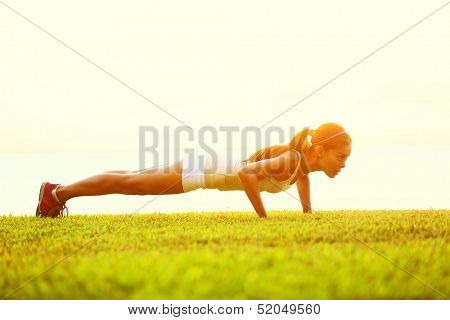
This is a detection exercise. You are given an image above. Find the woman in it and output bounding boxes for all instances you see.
[36,122,352,218]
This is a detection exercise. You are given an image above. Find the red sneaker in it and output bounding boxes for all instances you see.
[35,182,69,218]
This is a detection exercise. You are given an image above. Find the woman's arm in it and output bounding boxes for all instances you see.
[296,175,312,213]
[237,170,268,218]
[237,153,294,218]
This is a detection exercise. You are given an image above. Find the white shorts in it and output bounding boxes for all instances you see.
[181,152,208,192]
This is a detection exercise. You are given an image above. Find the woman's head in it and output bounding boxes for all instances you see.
[245,122,352,178]
[289,123,352,178]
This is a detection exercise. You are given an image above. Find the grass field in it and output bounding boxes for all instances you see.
[0,210,448,299]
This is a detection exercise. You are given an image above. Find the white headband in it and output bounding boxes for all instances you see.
[310,131,348,145]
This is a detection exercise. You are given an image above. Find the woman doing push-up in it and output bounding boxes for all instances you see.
[36,122,352,218]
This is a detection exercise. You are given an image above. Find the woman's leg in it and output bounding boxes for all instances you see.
[55,160,184,203]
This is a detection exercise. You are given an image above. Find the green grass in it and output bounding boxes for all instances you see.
[0,210,448,299]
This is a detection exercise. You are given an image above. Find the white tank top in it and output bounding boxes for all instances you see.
[203,150,302,193]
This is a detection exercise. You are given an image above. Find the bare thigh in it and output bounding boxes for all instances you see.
[129,159,184,195]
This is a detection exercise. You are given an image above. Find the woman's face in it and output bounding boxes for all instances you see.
[318,144,351,178]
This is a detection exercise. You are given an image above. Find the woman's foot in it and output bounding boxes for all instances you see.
[35,182,69,218]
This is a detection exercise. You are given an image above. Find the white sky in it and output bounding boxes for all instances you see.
[0,0,449,214]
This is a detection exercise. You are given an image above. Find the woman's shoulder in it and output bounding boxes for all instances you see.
[259,150,300,182]
[281,150,302,175]
[281,149,301,163]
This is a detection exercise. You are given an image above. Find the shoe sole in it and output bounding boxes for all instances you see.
[35,182,48,217]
